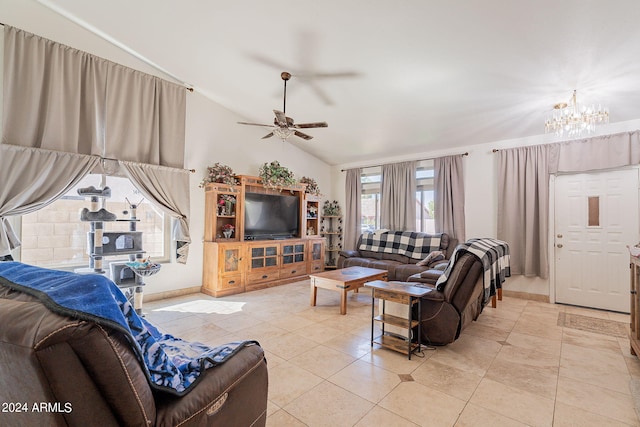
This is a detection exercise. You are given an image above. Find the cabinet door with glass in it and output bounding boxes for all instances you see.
[308,238,325,274]
[246,242,280,284]
[202,242,244,297]
[219,243,243,276]
[281,240,308,278]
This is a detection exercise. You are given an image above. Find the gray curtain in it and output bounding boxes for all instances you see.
[0,145,99,256]
[380,161,416,231]
[497,144,555,278]
[344,168,362,250]
[434,155,466,242]
[120,161,191,263]
[3,25,186,168]
[2,25,190,261]
[498,130,640,279]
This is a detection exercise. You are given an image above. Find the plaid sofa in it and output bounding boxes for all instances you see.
[337,231,456,281]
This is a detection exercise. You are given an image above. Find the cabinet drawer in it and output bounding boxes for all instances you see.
[247,269,280,284]
[280,264,308,279]
[220,275,244,291]
[309,261,324,274]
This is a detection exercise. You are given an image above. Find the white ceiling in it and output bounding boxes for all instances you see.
[5,0,640,165]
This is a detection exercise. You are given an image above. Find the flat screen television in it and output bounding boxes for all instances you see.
[244,192,300,240]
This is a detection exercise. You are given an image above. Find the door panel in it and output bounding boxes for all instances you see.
[555,168,638,312]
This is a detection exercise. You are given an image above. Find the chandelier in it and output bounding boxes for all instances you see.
[544,90,609,137]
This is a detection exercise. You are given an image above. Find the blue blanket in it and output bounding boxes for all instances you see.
[0,262,258,396]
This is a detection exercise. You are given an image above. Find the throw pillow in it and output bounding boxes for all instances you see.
[432,261,449,270]
[416,250,445,266]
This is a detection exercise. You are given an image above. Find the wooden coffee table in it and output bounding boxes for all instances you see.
[309,266,388,315]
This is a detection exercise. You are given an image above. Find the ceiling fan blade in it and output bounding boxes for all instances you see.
[294,122,328,129]
[296,71,361,79]
[293,130,314,140]
[262,132,274,139]
[238,121,272,128]
[273,110,288,126]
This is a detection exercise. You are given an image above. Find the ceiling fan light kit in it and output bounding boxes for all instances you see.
[545,90,609,137]
[238,71,328,142]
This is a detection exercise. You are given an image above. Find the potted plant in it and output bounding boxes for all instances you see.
[199,162,239,188]
[221,223,235,239]
[299,176,322,196]
[323,200,342,216]
[258,161,296,190]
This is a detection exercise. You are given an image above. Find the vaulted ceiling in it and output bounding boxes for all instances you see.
[4,0,640,165]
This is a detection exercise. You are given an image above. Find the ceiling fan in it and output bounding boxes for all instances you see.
[237,72,328,141]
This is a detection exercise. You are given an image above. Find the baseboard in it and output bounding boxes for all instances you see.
[502,289,550,303]
[144,286,201,302]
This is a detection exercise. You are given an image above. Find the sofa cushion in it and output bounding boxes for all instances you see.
[358,250,383,260]
[394,264,432,282]
[380,253,410,264]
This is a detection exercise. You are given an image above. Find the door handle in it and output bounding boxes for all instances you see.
[557,244,563,248]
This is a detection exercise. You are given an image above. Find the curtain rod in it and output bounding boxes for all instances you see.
[340,152,469,172]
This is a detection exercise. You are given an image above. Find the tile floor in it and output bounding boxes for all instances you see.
[144,281,640,426]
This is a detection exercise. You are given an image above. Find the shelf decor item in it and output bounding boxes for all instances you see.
[258,161,296,190]
[218,194,236,216]
[299,176,322,196]
[199,162,239,188]
[222,223,235,239]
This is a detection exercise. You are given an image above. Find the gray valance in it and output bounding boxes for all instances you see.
[551,130,640,173]
[3,25,186,168]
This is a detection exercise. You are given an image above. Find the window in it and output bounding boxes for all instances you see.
[19,174,170,268]
[360,160,435,233]
[416,161,435,233]
[361,167,381,232]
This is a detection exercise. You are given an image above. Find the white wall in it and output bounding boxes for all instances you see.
[1,1,332,296]
[332,119,640,297]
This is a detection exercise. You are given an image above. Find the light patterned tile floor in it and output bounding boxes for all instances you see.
[144,280,640,426]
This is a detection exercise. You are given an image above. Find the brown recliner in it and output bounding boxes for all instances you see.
[0,286,268,427]
[408,252,485,345]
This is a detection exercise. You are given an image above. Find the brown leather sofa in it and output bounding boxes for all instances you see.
[410,252,484,345]
[0,285,268,427]
[337,233,456,281]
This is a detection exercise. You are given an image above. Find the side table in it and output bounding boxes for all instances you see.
[365,280,432,360]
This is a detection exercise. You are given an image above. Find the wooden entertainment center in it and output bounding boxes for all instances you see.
[202,175,325,297]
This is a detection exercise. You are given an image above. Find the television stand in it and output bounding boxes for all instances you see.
[202,175,326,297]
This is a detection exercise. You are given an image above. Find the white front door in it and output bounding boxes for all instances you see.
[554,168,639,313]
